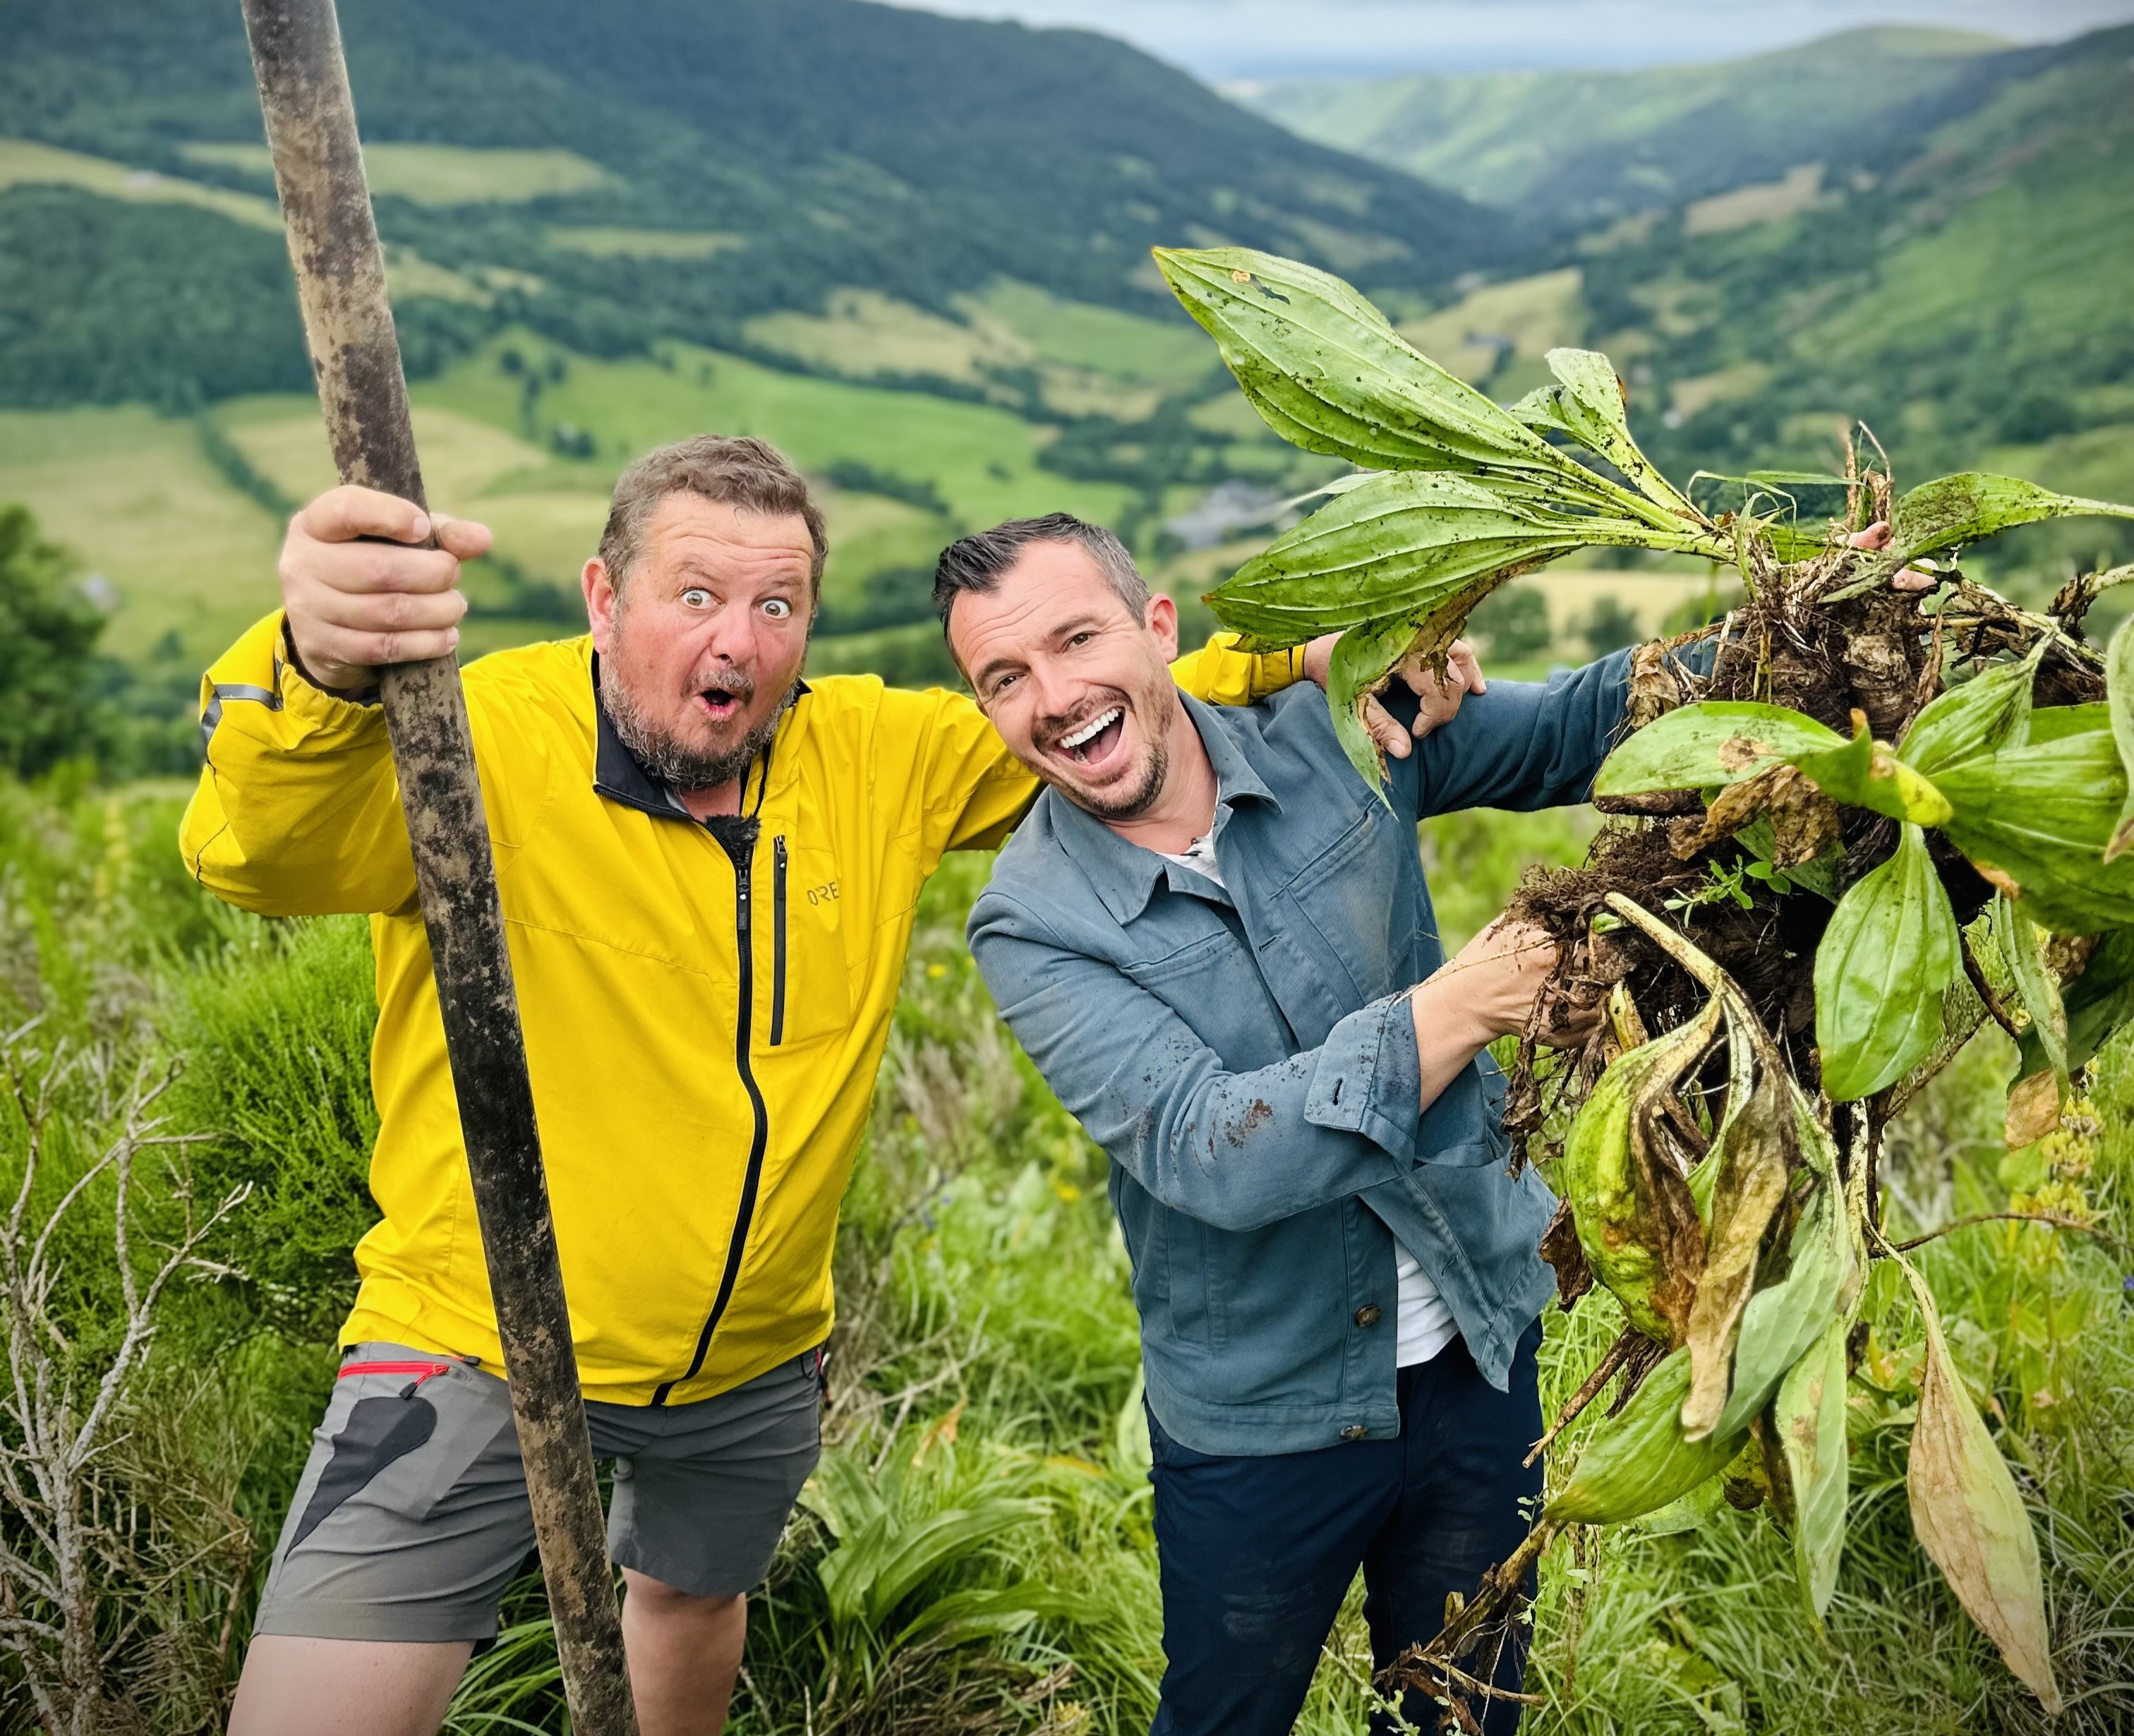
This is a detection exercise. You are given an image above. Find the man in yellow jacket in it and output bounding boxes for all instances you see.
[193,435,1437,1736]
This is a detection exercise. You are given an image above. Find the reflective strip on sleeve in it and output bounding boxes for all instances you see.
[199,678,284,749]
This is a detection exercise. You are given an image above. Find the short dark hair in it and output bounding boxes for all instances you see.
[598,435,828,597]
[932,513,1150,633]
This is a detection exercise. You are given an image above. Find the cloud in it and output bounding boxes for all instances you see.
[888,0,2134,79]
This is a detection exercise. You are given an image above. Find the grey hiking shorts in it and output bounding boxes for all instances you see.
[252,1342,824,1644]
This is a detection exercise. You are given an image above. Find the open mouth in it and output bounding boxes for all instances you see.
[1055,706,1125,768]
[697,687,745,723]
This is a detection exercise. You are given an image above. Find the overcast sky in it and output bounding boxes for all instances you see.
[890,0,2134,80]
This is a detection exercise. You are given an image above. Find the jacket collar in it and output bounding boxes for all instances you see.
[1048,693,1280,927]
[589,651,809,821]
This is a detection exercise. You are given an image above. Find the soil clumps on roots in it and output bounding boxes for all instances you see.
[1500,549,2102,1166]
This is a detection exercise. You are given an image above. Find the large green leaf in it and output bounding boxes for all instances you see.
[2010,926,2134,1114]
[2039,925,2134,1075]
[1555,989,1728,1344]
[1680,1002,1797,1440]
[2108,616,2134,861]
[1548,1346,1749,1526]
[1935,727,2134,932]
[1893,1249,2063,1712]
[1325,614,1423,795]
[1898,641,2044,778]
[1994,894,2069,1083]
[1892,473,2134,563]
[2023,701,2109,744]
[1815,824,1963,1100]
[1713,1098,1852,1437]
[1526,346,1696,515]
[1791,718,1954,827]
[1202,469,1685,647]
[1776,1314,1853,1620]
[1155,247,1566,478]
[1593,701,1847,799]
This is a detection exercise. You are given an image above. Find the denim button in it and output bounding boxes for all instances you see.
[1339,1424,1368,1441]
[1354,1304,1382,1327]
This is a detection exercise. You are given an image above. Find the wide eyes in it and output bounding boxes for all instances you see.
[675,587,796,620]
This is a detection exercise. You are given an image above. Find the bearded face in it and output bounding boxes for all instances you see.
[946,541,1186,823]
[586,493,816,795]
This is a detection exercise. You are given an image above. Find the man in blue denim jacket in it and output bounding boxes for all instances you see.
[939,512,1624,1735]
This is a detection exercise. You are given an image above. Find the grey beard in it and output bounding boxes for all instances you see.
[603,665,795,793]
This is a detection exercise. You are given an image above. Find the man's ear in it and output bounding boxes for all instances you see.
[584,557,617,653]
[1145,591,1180,663]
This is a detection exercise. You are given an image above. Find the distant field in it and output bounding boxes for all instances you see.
[744,281,1214,421]
[745,290,1030,390]
[1396,267,1587,389]
[416,332,1140,538]
[179,141,618,205]
[0,140,496,308]
[0,330,1170,675]
[0,138,279,229]
[965,279,1214,387]
[545,227,745,259]
[1684,164,1829,236]
[0,406,282,659]
[1519,567,1738,639]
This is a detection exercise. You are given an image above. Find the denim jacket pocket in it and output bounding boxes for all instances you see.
[1283,808,1406,1008]
[1162,1210,1226,1352]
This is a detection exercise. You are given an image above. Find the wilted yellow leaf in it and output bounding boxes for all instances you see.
[1892,1250,2063,1713]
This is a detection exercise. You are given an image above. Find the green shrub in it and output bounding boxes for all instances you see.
[163,915,380,1341]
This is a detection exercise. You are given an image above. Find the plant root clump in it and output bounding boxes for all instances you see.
[1502,554,2102,1164]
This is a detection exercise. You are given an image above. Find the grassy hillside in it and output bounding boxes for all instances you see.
[1236,27,2025,226]
[1579,23,2134,581]
[1275,24,2134,614]
[0,315,1336,677]
[0,0,1509,692]
[5,11,2131,728]
[0,0,1511,373]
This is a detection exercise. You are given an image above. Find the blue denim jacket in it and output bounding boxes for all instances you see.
[967,653,1636,1455]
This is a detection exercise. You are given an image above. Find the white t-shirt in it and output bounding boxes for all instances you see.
[1160,828,1457,1368]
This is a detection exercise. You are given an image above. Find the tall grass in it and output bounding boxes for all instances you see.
[0,777,2126,1732]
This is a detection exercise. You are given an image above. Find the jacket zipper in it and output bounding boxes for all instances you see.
[771,836,789,1047]
[654,827,772,1406]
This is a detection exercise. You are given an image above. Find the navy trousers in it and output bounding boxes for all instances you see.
[1146,1320,1545,1736]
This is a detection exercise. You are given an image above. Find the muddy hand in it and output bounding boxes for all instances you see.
[1368,639,1485,761]
[1849,520,1937,592]
[1299,633,1485,763]
[280,485,493,692]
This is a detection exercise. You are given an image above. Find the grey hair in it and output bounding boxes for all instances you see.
[932,512,1150,631]
[597,435,827,598]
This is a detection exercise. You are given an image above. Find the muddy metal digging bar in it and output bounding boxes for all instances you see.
[234,1,638,1728]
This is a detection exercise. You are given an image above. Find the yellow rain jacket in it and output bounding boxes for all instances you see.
[180,614,1301,1406]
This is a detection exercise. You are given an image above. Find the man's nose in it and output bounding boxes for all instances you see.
[696,607,756,667]
[1026,658,1084,724]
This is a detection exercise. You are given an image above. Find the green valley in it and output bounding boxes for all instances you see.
[2,4,2130,737]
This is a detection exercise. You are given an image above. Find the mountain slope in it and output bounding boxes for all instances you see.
[1236,28,2025,227]
[0,0,1513,337]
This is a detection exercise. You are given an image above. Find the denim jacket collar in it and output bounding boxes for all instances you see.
[1047,694,1281,927]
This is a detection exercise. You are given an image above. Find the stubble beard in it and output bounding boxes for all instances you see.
[1071,732,1169,821]
[1054,676,1176,821]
